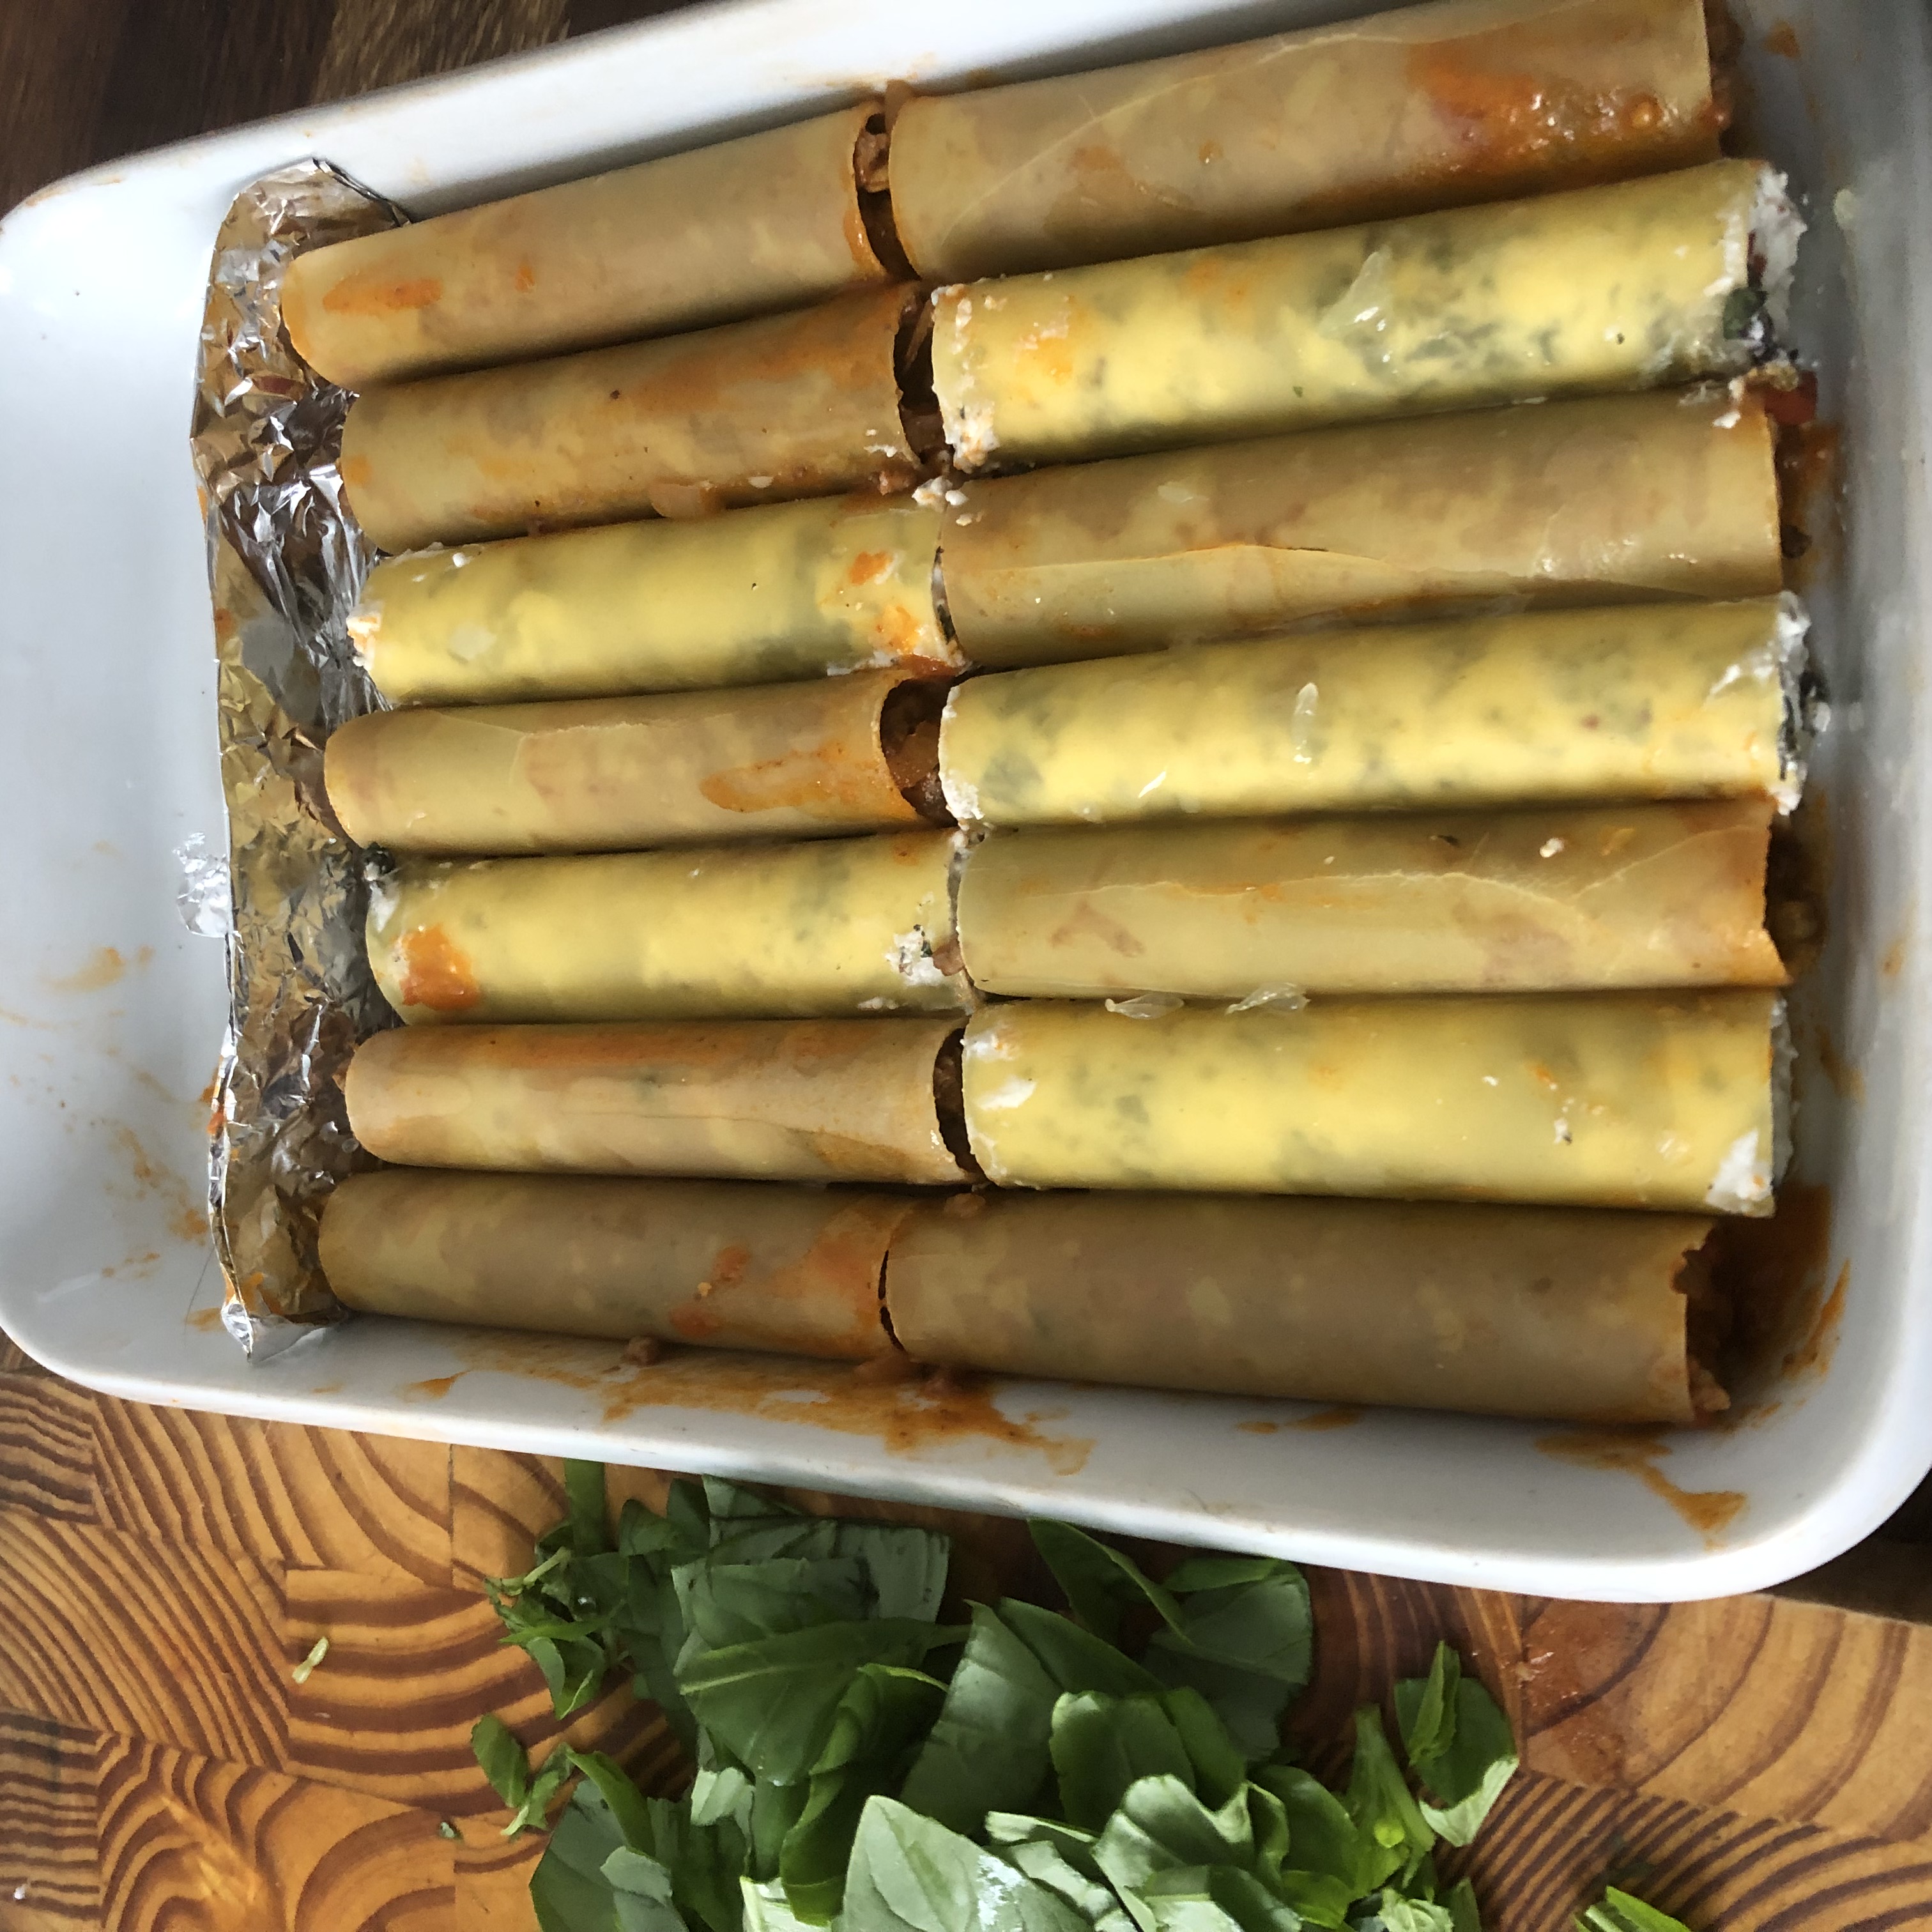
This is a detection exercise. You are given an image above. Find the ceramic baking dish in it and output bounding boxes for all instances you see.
[0,0,1926,1600]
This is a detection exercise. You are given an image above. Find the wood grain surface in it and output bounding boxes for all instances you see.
[5,4,1932,1927]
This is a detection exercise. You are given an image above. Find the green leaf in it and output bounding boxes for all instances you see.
[1404,1678,1517,1849]
[842,1796,1089,1932]
[1160,1690,1247,1811]
[1248,1767,1363,1929]
[1143,1565,1311,1763]
[565,1460,615,1557]
[693,1765,756,1832]
[675,1558,871,1652]
[1361,1893,1454,1932]
[532,1782,639,1932]
[1051,1694,1195,1833]
[831,1523,951,1625]
[705,1476,799,1535]
[1092,1777,1254,1900]
[472,1714,531,1814]
[680,1621,958,1787]
[744,1878,822,1932]
[779,1665,947,1922]
[1393,1647,1459,1775]
[985,1816,1136,1932]
[569,1749,657,1851]
[603,1846,686,1932]
[751,1778,810,1882]
[528,1629,613,1721]
[900,1604,1062,1833]
[667,1478,713,1549]
[509,1752,575,1839]
[1444,1879,1482,1932]
[1576,1890,1693,1932]
[1032,1522,1183,1644]
[1138,1866,1303,1932]
[1343,1710,1433,1890]
[1004,1600,1165,1701]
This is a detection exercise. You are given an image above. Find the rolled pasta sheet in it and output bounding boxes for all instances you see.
[344,1019,969,1185]
[960,993,1786,1215]
[319,1170,908,1358]
[325,671,948,855]
[956,800,1787,1000]
[933,160,1798,471]
[939,387,1782,669]
[367,831,969,1024]
[352,495,952,705]
[885,1192,1723,1424]
[339,284,932,553]
[284,104,900,388]
[891,0,1721,282]
[939,597,1810,828]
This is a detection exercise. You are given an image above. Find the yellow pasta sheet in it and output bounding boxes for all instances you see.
[885,1191,1719,1423]
[956,800,1786,999]
[939,597,1807,826]
[345,1019,969,1186]
[932,161,1788,470]
[367,831,969,1024]
[321,1170,908,1359]
[352,495,951,703]
[960,993,1783,1214]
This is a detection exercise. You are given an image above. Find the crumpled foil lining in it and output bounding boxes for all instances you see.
[190,162,408,1354]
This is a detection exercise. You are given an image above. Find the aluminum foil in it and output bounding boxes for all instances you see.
[190,162,408,1352]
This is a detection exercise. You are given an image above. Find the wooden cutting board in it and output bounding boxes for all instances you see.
[0,1338,1927,1932]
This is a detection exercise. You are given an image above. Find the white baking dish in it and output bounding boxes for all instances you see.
[1,0,1926,1602]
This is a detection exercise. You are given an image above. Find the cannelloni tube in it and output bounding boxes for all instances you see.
[939,597,1809,827]
[885,1192,1724,1424]
[351,495,952,705]
[956,800,1786,1000]
[344,1019,970,1185]
[960,993,1786,1215]
[284,104,900,388]
[325,671,948,855]
[368,831,969,1024]
[319,1170,907,1358]
[891,0,1721,282]
[937,387,1782,669]
[933,161,1798,471]
[339,284,932,553]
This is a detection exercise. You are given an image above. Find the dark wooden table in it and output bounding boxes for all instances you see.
[5,9,1932,1929]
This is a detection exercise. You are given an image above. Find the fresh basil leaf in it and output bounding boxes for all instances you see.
[1576,1890,1693,1932]
[566,1460,615,1557]
[832,1523,952,1625]
[668,1478,713,1549]
[533,1783,634,1932]
[509,1752,575,1839]
[473,1715,531,1813]
[680,1621,958,1786]
[622,1494,704,1563]
[751,1777,811,1882]
[779,1664,947,1923]
[653,1795,751,1932]
[1032,1522,1183,1644]
[1160,1690,1247,1811]
[531,1629,613,1721]
[569,1749,657,1851]
[705,1476,799,1535]
[1247,1767,1361,1930]
[1393,1647,1459,1775]
[676,1558,871,1652]
[1004,1600,1165,1701]
[1243,1783,1289,1894]
[602,1846,684,1932]
[986,1816,1137,1932]
[900,1604,1062,1833]
[1142,1565,1310,1763]
[1052,1694,1196,1833]
[693,1765,756,1832]
[843,1795,1089,1932]
[1138,1866,1303,1932]
[1404,1677,1516,1849]
[1092,1777,1254,1899]
[744,1878,821,1932]
[1358,1892,1453,1932]
[1343,1710,1432,1890]
[1443,1880,1482,1932]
